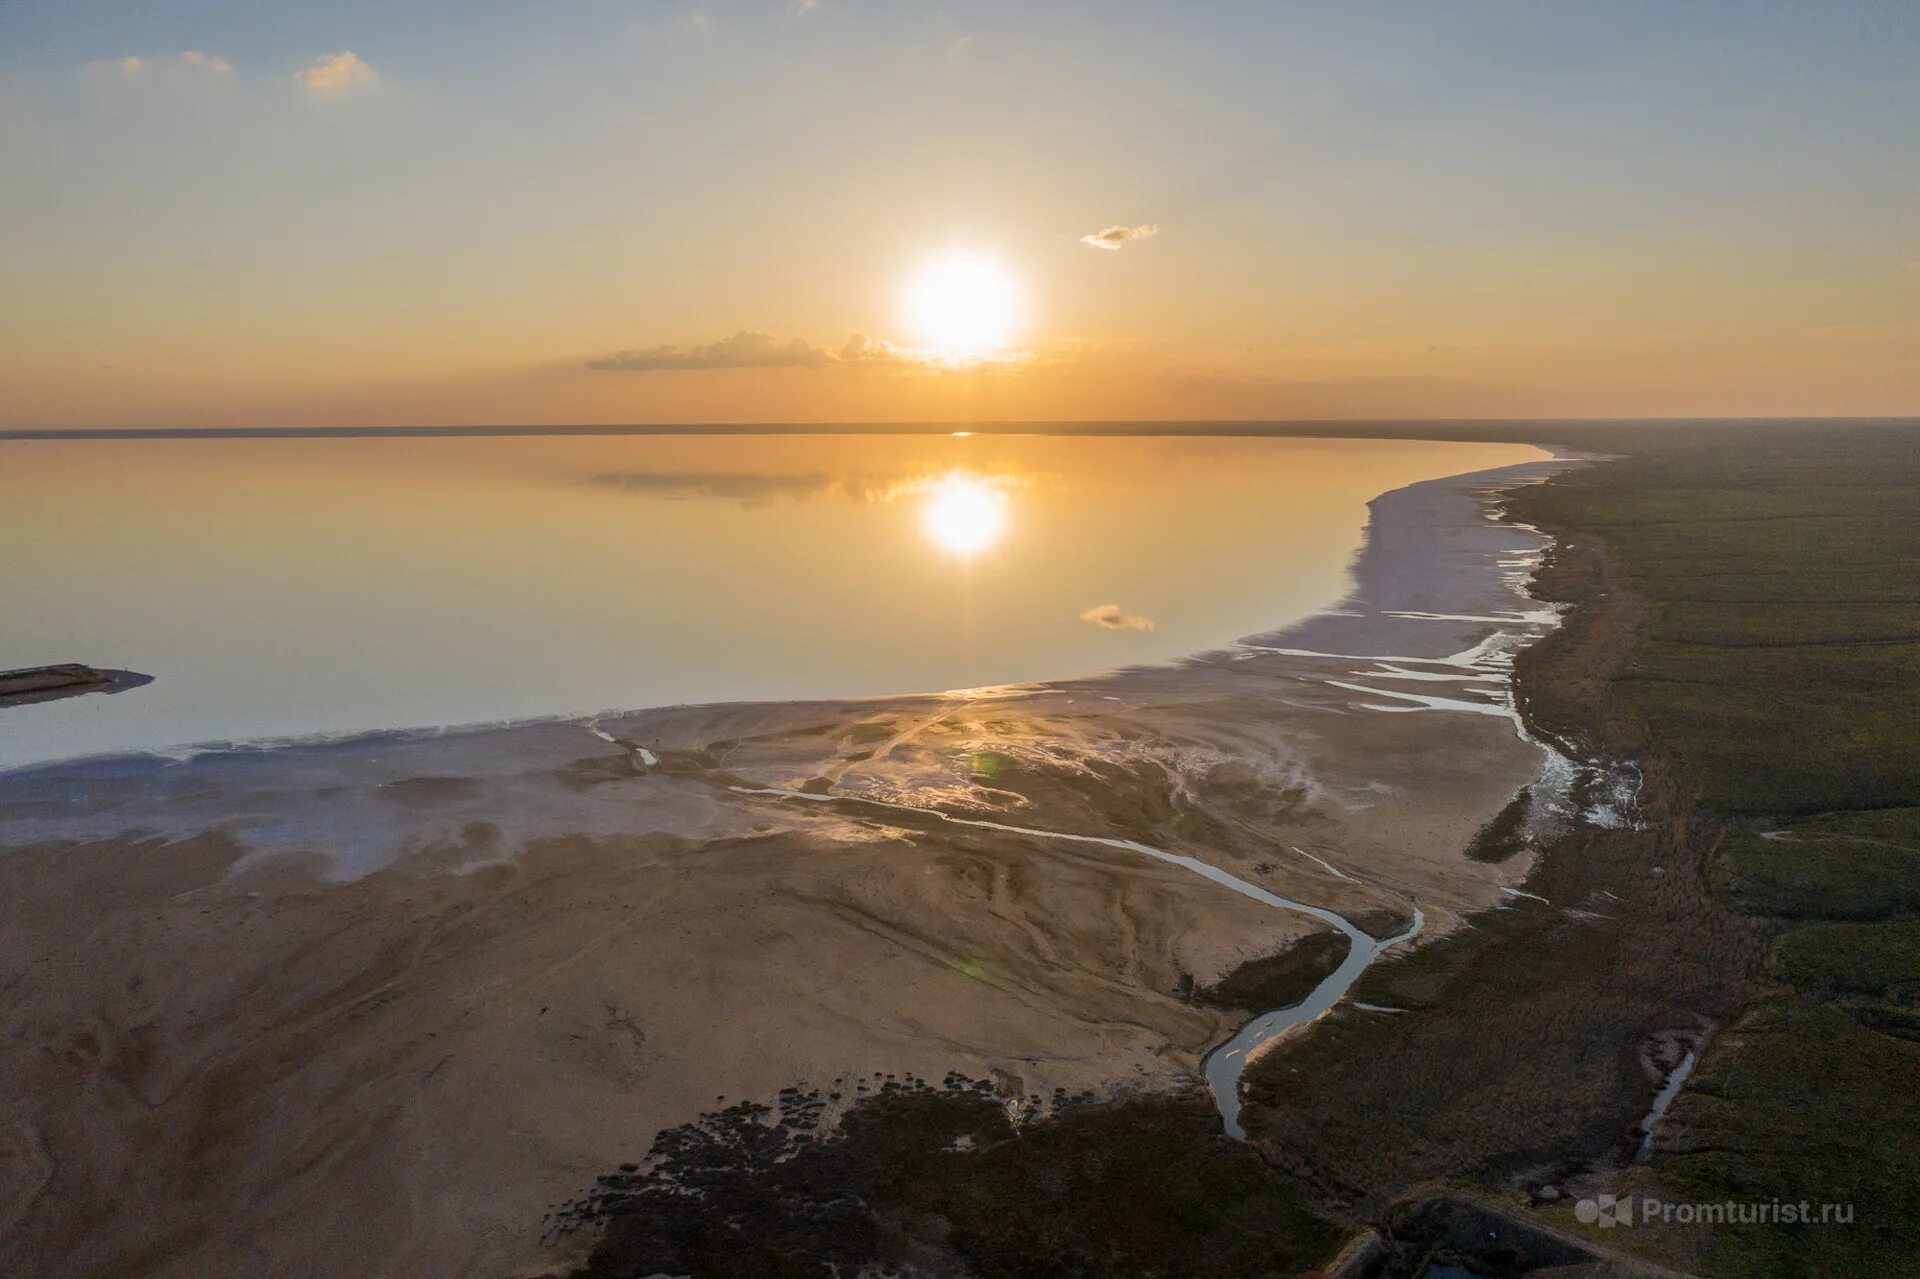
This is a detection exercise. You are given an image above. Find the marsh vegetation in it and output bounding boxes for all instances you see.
[1508,423,1920,1277]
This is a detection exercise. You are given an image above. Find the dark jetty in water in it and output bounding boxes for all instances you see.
[0,664,152,708]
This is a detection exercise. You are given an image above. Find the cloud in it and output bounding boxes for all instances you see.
[1079,603,1155,631]
[299,51,377,95]
[588,331,913,373]
[838,332,912,363]
[584,329,1041,374]
[588,331,835,372]
[179,51,233,75]
[1081,223,1159,251]
[89,51,233,81]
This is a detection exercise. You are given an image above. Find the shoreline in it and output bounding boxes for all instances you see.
[0,451,1577,884]
[0,437,1553,777]
[1226,453,1758,1272]
[0,450,1583,1279]
[0,445,1569,785]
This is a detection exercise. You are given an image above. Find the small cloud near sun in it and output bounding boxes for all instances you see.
[588,331,913,373]
[590,332,829,372]
[1080,603,1155,631]
[299,51,377,95]
[1081,223,1159,251]
[840,333,913,362]
[95,52,230,78]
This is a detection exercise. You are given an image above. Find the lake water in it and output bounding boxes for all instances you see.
[0,433,1540,769]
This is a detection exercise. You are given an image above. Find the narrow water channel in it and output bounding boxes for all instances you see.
[733,784,1422,1138]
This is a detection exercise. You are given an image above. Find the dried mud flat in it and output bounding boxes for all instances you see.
[0,452,1588,1278]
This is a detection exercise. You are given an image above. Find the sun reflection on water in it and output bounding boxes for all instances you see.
[920,471,1007,555]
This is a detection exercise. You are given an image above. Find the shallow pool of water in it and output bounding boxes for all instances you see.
[0,432,1540,768]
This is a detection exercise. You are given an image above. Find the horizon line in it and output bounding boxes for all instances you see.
[6,415,1920,441]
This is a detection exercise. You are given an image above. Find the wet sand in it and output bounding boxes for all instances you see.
[0,452,1583,1278]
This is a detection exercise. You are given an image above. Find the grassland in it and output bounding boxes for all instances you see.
[1514,431,1920,817]
[1505,423,1920,1277]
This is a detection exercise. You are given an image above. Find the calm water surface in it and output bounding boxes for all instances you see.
[0,433,1540,768]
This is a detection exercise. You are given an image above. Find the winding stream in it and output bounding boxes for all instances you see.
[1202,905,1422,1138]
[731,783,1422,1139]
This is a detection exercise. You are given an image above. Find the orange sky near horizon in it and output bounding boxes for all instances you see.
[3,2,1918,428]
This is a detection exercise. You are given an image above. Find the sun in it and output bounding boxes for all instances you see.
[903,250,1022,360]
[920,472,1006,555]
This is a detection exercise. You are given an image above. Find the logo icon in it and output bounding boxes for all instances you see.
[1575,1194,1634,1228]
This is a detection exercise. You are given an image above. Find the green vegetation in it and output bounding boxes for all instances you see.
[562,1081,1339,1278]
[1510,423,1920,1277]
[1191,929,1351,1013]
[1720,812,1920,921]
[1768,919,1920,995]
[1514,428,1920,817]
[1648,995,1920,1279]
[1462,787,1533,863]
[900,1094,1341,1276]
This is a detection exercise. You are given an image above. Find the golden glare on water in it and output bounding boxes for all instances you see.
[920,472,1007,555]
[903,250,1022,360]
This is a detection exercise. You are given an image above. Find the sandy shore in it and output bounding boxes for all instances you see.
[0,452,1580,1278]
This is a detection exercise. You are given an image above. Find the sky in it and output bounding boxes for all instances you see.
[3,0,1918,428]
